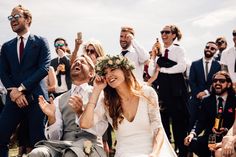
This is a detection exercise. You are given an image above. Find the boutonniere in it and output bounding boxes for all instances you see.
[228,108,233,113]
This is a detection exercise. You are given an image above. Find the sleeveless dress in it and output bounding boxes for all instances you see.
[94,85,177,157]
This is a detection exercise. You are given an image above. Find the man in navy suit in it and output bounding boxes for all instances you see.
[188,41,221,130]
[184,71,236,157]
[0,5,51,157]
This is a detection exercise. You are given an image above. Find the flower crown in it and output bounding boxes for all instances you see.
[95,55,135,76]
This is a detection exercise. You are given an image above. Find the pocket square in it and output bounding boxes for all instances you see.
[228,108,233,113]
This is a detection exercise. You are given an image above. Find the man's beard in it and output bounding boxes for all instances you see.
[212,86,228,95]
[204,50,214,59]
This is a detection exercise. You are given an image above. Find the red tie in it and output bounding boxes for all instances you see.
[164,49,169,59]
[19,36,24,61]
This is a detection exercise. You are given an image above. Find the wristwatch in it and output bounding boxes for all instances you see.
[17,84,25,92]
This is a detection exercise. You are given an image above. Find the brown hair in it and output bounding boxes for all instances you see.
[54,37,71,54]
[168,24,182,41]
[13,5,32,26]
[103,67,141,129]
[121,26,135,36]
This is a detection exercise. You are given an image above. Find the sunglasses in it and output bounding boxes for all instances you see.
[8,14,22,21]
[160,30,171,35]
[86,49,96,54]
[213,78,227,84]
[217,40,225,45]
[233,32,236,36]
[205,46,216,51]
[54,43,65,47]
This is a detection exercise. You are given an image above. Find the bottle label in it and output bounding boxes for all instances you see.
[214,118,220,129]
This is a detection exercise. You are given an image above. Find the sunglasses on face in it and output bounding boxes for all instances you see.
[86,49,96,54]
[233,32,236,36]
[217,40,225,45]
[205,46,216,51]
[213,78,227,84]
[54,43,65,48]
[160,30,171,35]
[8,14,22,21]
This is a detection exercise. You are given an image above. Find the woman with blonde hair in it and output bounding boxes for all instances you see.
[83,40,106,64]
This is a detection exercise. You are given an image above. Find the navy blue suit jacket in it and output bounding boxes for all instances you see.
[0,34,51,100]
[192,94,236,137]
[189,58,221,98]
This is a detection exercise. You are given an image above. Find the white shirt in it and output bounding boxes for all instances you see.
[55,56,69,93]
[0,80,7,95]
[220,47,236,83]
[45,83,108,140]
[148,44,187,76]
[122,39,149,82]
[17,31,30,62]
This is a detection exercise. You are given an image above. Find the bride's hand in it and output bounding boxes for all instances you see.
[93,75,107,91]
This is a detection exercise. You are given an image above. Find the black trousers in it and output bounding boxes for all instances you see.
[160,97,189,157]
[188,136,211,157]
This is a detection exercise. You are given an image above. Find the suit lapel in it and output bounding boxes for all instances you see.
[199,59,205,80]
[12,38,21,65]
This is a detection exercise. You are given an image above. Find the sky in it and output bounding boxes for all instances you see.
[0,0,236,62]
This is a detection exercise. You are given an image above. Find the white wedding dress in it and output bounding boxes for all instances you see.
[94,85,177,157]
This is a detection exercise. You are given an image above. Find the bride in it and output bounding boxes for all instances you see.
[75,55,177,157]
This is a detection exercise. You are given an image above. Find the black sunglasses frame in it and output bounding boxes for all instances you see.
[213,78,227,84]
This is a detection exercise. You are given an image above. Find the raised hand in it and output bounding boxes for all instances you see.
[93,75,107,92]
[38,96,56,124]
[69,95,83,116]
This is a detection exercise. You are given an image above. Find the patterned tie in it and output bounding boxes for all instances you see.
[205,61,209,81]
[121,50,129,56]
[218,97,223,113]
[19,36,24,61]
[164,49,169,59]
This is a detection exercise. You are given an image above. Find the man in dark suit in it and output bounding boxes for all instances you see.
[184,71,236,157]
[50,38,71,98]
[188,41,221,130]
[0,5,51,157]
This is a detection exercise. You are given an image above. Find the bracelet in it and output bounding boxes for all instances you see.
[87,102,96,107]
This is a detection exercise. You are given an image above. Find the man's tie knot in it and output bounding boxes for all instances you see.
[121,50,129,56]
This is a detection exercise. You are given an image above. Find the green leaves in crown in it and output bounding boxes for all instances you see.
[95,55,135,76]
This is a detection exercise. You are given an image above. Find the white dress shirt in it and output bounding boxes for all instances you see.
[148,44,187,76]
[45,83,108,140]
[122,39,149,82]
[220,47,236,83]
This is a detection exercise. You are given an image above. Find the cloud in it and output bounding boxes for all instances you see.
[192,6,236,27]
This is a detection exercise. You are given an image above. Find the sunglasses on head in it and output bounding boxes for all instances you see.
[160,30,171,35]
[233,32,236,36]
[205,46,216,51]
[86,49,96,54]
[8,14,22,21]
[213,78,227,84]
[54,43,65,48]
